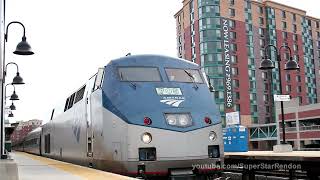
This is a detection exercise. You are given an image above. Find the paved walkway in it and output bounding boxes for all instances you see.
[11,152,135,180]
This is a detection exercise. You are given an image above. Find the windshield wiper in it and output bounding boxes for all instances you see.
[120,72,136,89]
[184,69,198,90]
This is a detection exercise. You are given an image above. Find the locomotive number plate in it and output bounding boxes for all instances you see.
[156,88,182,96]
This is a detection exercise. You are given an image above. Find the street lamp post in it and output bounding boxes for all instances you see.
[0,21,33,159]
[259,44,299,151]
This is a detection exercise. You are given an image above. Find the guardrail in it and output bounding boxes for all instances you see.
[284,125,320,132]
[300,125,320,131]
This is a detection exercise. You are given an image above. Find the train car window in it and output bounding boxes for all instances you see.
[64,98,70,112]
[165,68,204,83]
[74,85,86,104]
[67,93,76,109]
[50,109,55,120]
[93,68,104,91]
[45,134,50,153]
[118,67,161,82]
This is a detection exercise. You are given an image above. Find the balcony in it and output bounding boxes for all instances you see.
[249,123,277,141]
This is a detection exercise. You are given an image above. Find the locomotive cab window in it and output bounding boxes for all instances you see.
[165,68,203,83]
[118,67,161,82]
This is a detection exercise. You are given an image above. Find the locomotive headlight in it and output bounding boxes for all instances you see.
[166,114,177,125]
[141,132,152,144]
[209,131,217,141]
[178,114,189,126]
[165,113,192,127]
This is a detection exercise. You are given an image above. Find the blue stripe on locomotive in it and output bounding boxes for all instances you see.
[101,55,221,132]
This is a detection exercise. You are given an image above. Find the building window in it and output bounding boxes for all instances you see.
[234,104,240,112]
[250,81,256,89]
[293,24,297,32]
[232,67,238,75]
[230,44,237,51]
[316,21,320,28]
[293,34,298,41]
[235,92,240,100]
[201,54,222,63]
[246,24,252,32]
[282,21,287,29]
[286,74,291,82]
[229,19,236,28]
[229,8,235,17]
[293,44,298,52]
[286,85,291,92]
[259,39,265,47]
[308,19,312,26]
[258,6,263,14]
[233,79,239,88]
[282,10,286,19]
[248,58,254,65]
[263,94,269,101]
[297,86,302,93]
[259,17,264,25]
[250,93,257,101]
[284,52,289,60]
[298,96,302,104]
[229,0,234,5]
[292,13,296,22]
[262,72,268,79]
[247,36,253,45]
[252,105,258,112]
[296,75,301,82]
[211,79,224,88]
[266,106,270,113]
[219,104,224,112]
[231,55,237,63]
[230,31,237,39]
[282,31,288,39]
[248,70,255,77]
[293,54,299,61]
[245,1,251,9]
[259,28,264,36]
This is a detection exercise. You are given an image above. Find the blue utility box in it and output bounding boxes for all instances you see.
[223,125,248,152]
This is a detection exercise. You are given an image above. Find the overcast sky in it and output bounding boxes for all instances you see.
[4,0,320,123]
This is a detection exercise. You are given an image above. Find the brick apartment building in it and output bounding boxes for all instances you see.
[10,119,42,145]
[175,0,320,150]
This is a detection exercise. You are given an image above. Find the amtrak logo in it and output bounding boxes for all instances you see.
[160,97,185,107]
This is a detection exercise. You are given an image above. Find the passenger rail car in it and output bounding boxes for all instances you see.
[22,55,223,178]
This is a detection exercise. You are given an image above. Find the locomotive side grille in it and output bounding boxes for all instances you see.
[139,147,157,161]
[208,145,220,158]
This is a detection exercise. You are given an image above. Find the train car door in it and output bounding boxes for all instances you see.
[85,68,104,166]
[85,76,95,164]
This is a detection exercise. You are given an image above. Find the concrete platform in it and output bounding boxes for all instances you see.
[273,144,293,153]
[225,151,320,161]
[0,158,18,180]
[12,152,136,180]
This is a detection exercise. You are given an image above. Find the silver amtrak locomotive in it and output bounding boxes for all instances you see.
[19,55,224,178]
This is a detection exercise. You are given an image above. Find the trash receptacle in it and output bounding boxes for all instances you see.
[223,125,248,152]
[5,141,12,152]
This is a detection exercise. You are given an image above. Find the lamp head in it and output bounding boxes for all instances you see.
[12,72,25,85]
[10,102,16,110]
[10,91,19,100]
[8,112,14,117]
[259,57,275,70]
[13,36,34,55]
[284,58,300,70]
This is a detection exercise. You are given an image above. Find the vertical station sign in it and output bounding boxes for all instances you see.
[221,18,233,109]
